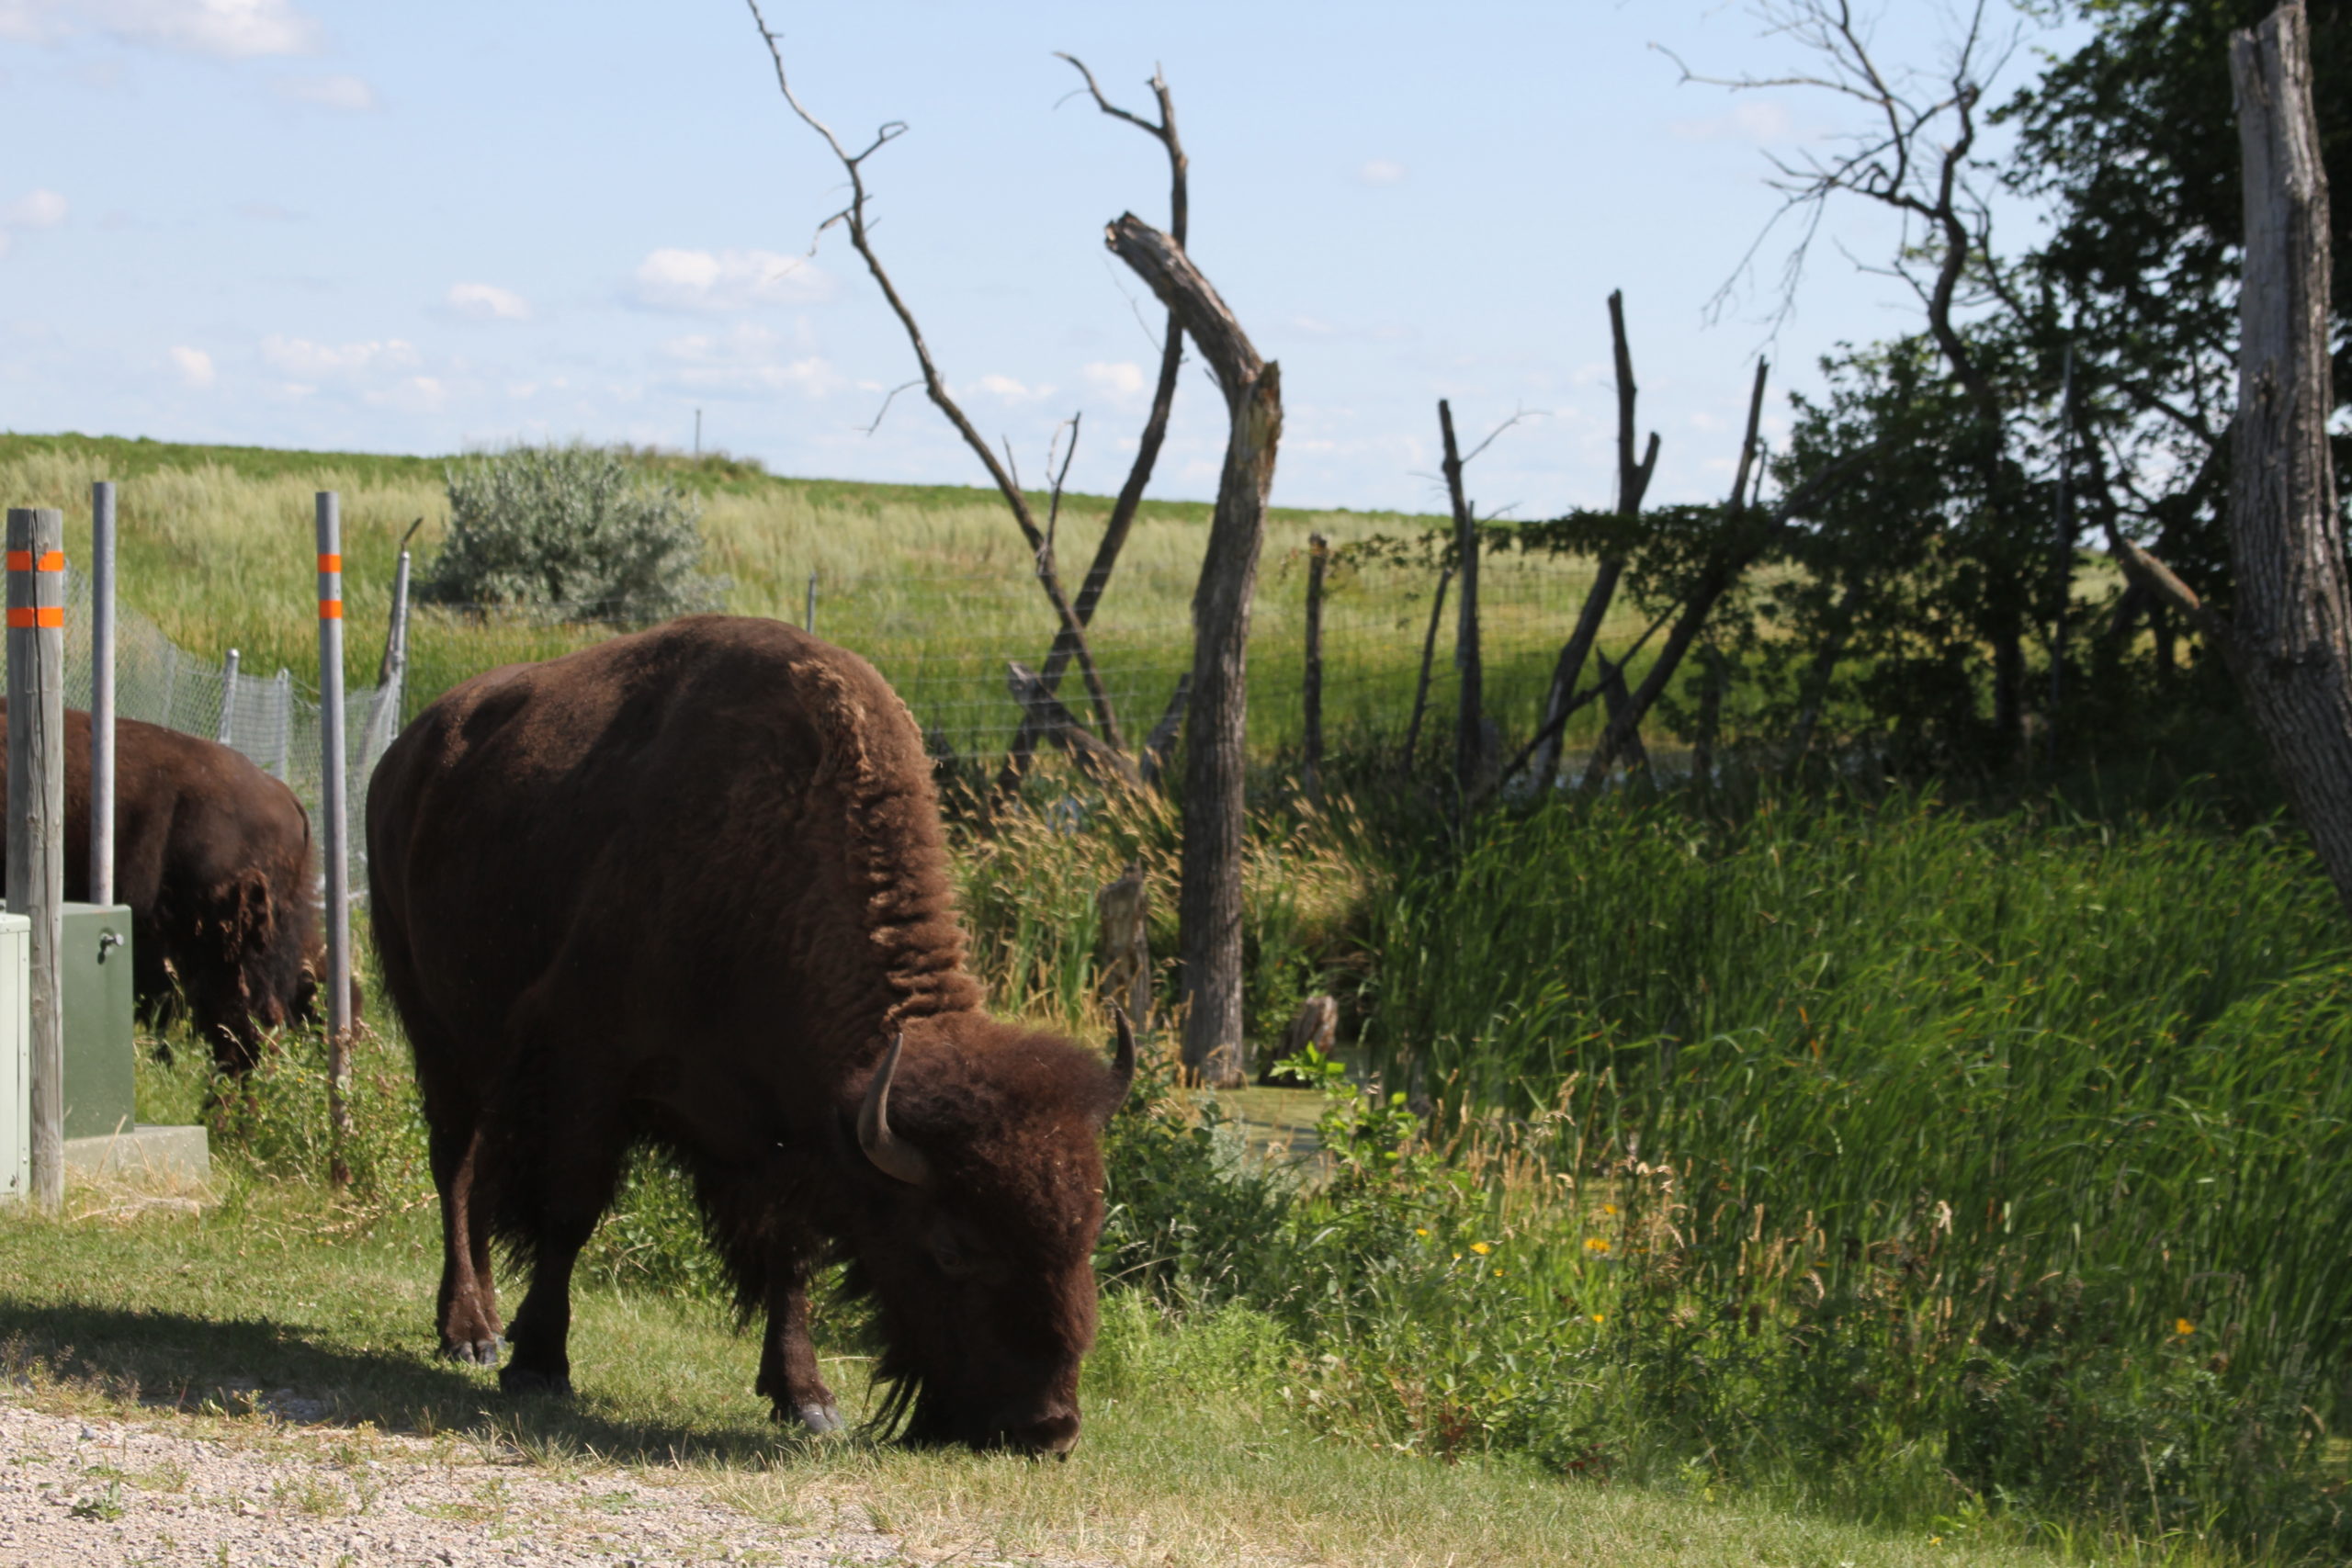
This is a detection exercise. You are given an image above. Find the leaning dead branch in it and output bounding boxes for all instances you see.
[1103,209,1282,1089]
[999,55,1194,784]
[745,1,1122,748]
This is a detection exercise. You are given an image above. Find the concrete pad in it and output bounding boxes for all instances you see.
[62,1122,209,1186]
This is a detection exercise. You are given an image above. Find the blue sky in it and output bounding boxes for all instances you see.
[0,1,2086,514]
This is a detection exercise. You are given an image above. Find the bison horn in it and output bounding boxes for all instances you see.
[857,1033,933,1188]
[1108,1008,1137,1109]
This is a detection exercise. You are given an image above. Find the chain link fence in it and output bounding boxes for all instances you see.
[59,569,404,893]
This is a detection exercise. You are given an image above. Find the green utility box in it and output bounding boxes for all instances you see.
[60,902,134,1141]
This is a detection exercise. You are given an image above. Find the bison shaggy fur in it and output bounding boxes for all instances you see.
[0,703,332,1074]
[366,615,1132,1453]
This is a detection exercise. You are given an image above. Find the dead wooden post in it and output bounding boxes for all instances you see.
[1692,644,1729,786]
[1301,533,1328,804]
[1103,211,1281,1089]
[1440,401,1483,795]
[8,508,65,1211]
[805,571,817,636]
[1095,863,1151,1033]
[315,493,353,1187]
[88,483,115,907]
[1532,290,1658,791]
[216,649,240,743]
[1402,564,1452,771]
[361,546,413,766]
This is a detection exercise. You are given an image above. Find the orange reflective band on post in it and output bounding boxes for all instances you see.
[6,607,62,628]
[319,600,344,620]
[5,552,25,572]
[317,553,342,573]
[37,551,62,572]
[9,551,64,572]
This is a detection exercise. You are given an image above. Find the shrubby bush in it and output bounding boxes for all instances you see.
[424,443,722,623]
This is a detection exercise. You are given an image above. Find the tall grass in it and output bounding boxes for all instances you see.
[0,434,1645,759]
[1360,791,2352,1554]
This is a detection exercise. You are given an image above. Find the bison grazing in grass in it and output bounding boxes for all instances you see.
[0,703,333,1075]
[366,615,1134,1454]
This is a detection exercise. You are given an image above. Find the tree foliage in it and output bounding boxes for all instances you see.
[424,443,722,625]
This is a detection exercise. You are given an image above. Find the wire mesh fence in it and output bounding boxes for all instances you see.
[59,569,403,891]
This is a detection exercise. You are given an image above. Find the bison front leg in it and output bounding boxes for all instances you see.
[755,1254,843,1436]
[429,1122,503,1365]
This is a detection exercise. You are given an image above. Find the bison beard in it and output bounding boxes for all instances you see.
[366,616,1133,1455]
[0,703,332,1075]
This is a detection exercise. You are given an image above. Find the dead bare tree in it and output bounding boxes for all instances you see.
[996,56,1196,785]
[2109,0,2352,918]
[1530,290,1658,791]
[1440,400,1484,795]
[1104,214,1281,1088]
[745,2,1122,747]
[1582,361,1772,787]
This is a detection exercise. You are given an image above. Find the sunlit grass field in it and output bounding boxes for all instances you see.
[0,431,1643,760]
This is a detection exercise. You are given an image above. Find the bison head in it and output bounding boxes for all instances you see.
[842,1011,1135,1455]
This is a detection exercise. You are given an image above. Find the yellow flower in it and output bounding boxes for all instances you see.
[1589,1314,1605,1325]
[1602,1203,1619,1215]
[1584,1236,1611,1255]
[2175,1318,2196,1337]
[1414,1227,1430,1237]
[1492,1268,1504,1277]
[1470,1242,1492,1256]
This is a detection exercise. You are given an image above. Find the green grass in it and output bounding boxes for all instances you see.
[0,1182,2090,1568]
[0,429,1651,761]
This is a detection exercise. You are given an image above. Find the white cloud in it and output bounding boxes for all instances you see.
[1082,360,1147,400]
[631,247,831,313]
[446,281,530,321]
[659,323,846,399]
[260,333,417,378]
[1669,99,1804,145]
[169,344,214,388]
[1356,159,1408,187]
[3,189,66,229]
[0,0,323,57]
[274,72,376,111]
[367,375,446,413]
[972,372,1053,404]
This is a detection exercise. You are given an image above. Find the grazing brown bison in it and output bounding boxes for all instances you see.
[0,703,332,1074]
[366,615,1133,1454]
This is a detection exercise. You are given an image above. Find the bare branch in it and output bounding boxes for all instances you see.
[746,0,1124,749]
[857,378,922,436]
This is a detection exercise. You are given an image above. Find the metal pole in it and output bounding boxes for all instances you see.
[89,483,115,908]
[805,571,818,636]
[272,670,290,782]
[8,509,66,1210]
[216,649,240,744]
[315,493,352,1187]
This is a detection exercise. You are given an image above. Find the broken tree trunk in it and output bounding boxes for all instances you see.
[2223,1,2352,915]
[1105,212,1283,1089]
[1441,401,1485,795]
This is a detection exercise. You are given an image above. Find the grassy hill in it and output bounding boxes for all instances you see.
[0,430,1632,762]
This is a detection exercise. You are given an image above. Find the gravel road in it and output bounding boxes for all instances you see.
[0,1398,1091,1567]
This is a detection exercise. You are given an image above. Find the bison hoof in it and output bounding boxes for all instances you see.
[499,1364,572,1399]
[441,1336,503,1367]
[790,1402,846,1436]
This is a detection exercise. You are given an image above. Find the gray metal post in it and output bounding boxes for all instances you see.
[806,571,818,635]
[217,649,240,744]
[315,494,352,1185]
[89,483,115,907]
[272,670,290,781]
[8,509,65,1210]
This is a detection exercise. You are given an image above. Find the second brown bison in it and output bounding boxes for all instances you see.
[0,703,333,1073]
[367,615,1131,1453]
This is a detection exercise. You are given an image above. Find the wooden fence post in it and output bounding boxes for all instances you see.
[1302,533,1328,804]
[89,483,115,908]
[315,493,353,1187]
[806,571,818,635]
[8,509,65,1211]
